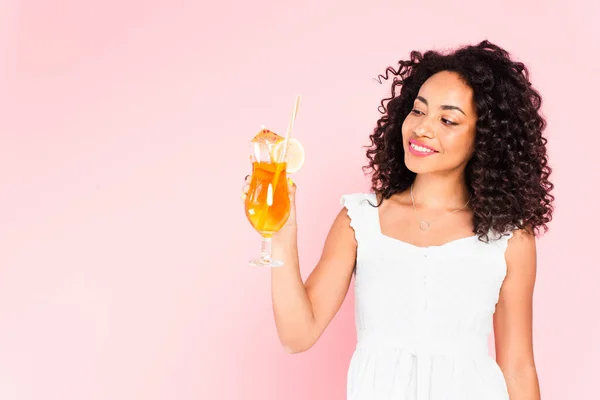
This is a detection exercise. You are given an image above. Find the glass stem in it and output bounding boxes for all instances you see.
[261,237,273,264]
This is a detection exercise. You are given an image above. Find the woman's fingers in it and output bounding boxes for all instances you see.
[241,175,250,203]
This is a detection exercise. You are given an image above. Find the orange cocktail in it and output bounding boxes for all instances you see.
[245,161,291,237]
[245,127,303,267]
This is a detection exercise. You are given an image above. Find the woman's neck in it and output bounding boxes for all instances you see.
[410,173,470,210]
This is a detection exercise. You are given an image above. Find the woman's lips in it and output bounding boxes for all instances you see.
[407,139,438,157]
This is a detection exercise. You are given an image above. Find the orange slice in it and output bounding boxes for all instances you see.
[251,128,283,144]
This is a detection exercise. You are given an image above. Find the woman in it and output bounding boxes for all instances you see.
[243,40,553,399]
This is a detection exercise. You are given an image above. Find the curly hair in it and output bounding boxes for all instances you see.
[365,40,554,241]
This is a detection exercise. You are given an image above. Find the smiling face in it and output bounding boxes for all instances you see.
[401,71,478,175]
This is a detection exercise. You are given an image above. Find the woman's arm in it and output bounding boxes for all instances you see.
[493,229,541,399]
[270,184,357,353]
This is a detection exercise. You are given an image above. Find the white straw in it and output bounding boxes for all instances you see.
[280,95,301,163]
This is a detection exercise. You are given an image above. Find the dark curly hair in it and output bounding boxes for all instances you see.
[365,40,554,241]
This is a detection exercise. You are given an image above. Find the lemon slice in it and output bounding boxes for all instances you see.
[273,138,305,173]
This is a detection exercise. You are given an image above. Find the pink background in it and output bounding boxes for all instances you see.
[1,0,598,399]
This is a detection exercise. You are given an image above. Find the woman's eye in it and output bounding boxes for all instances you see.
[442,118,458,126]
[411,109,424,115]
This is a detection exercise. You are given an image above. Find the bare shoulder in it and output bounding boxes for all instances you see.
[505,229,537,276]
[326,205,357,249]
[508,228,536,246]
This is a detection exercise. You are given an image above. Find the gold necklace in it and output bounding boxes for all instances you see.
[410,184,471,231]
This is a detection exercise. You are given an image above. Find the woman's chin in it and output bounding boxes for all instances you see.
[404,155,438,174]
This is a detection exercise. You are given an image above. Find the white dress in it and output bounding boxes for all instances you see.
[341,193,511,400]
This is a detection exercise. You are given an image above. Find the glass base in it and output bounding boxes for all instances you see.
[249,236,283,267]
[249,257,284,267]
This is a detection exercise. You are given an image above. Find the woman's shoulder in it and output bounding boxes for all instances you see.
[340,192,378,208]
[339,194,376,227]
[338,192,380,242]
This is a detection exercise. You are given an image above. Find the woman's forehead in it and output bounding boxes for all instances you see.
[418,71,474,106]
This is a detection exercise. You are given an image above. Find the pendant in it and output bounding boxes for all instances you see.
[419,221,431,231]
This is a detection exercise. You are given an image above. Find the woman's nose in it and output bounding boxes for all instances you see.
[414,122,435,138]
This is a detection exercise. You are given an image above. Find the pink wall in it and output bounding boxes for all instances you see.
[1,0,598,399]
